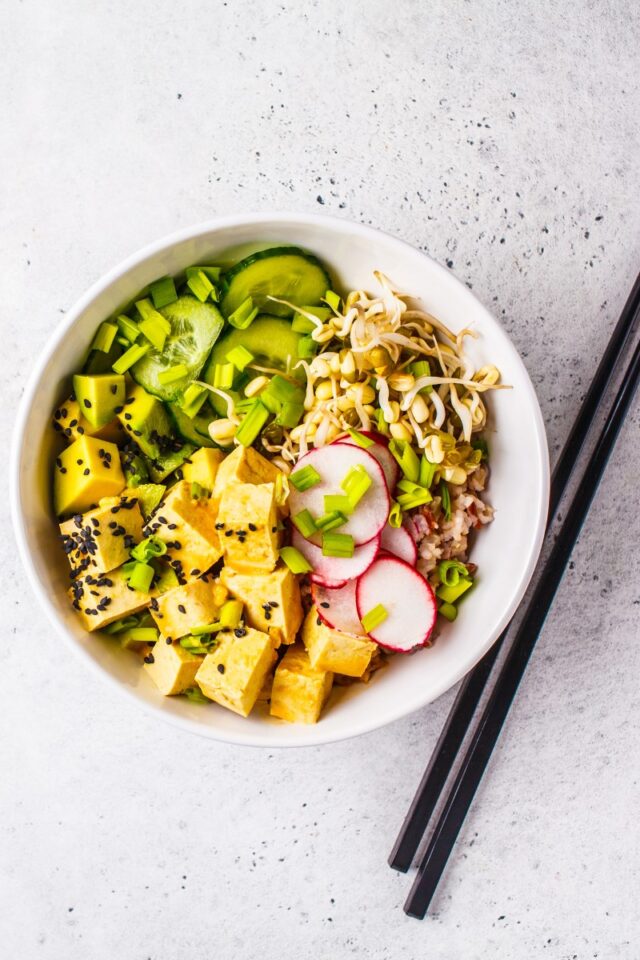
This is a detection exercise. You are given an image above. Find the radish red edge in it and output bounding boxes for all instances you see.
[355,554,437,653]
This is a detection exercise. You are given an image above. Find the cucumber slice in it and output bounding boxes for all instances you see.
[220,247,331,319]
[131,296,224,401]
[202,315,305,417]
[168,403,219,449]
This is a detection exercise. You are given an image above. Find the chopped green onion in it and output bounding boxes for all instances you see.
[126,627,159,643]
[228,296,258,330]
[324,494,353,515]
[324,289,341,311]
[116,314,140,343]
[191,621,223,636]
[212,362,235,390]
[126,561,155,593]
[116,335,131,348]
[375,408,390,436]
[225,344,254,371]
[104,615,139,635]
[149,276,177,309]
[235,400,269,447]
[187,269,215,302]
[410,360,433,394]
[341,464,372,507]
[136,298,171,331]
[347,429,374,449]
[190,481,205,500]
[131,536,167,562]
[183,685,210,703]
[112,341,150,374]
[321,532,354,558]
[291,314,315,334]
[289,464,321,491]
[219,600,244,629]
[419,455,437,489]
[397,478,432,501]
[157,363,189,385]
[297,336,317,359]
[360,603,388,633]
[389,439,420,483]
[438,560,470,587]
[274,473,289,508]
[396,491,432,510]
[275,400,304,428]
[315,511,347,533]
[180,383,208,418]
[91,321,118,354]
[438,601,458,622]
[261,374,299,405]
[440,481,451,520]
[179,636,212,655]
[279,546,313,574]
[292,509,317,539]
[388,501,403,528]
[471,438,489,460]
[186,265,221,283]
[436,578,473,604]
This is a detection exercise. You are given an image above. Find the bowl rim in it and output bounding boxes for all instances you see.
[10,212,550,747]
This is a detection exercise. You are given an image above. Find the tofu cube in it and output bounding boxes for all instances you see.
[145,480,222,583]
[52,395,124,445]
[302,609,376,677]
[181,448,224,492]
[218,482,279,574]
[69,566,150,631]
[143,639,203,696]
[220,563,302,645]
[270,645,333,724]
[53,435,125,517]
[211,446,282,504]
[150,577,228,640]
[59,495,144,577]
[195,627,277,717]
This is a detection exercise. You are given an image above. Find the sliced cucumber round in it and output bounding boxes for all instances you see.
[131,296,224,401]
[167,403,218,449]
[220,246,331,318]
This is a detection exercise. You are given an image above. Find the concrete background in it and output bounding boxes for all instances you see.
[1,0,639,956]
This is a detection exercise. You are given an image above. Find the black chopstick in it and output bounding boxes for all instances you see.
[404,318,640,918]
[389,272,640,873]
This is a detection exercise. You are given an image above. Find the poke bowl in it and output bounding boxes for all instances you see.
[11,213,549,746]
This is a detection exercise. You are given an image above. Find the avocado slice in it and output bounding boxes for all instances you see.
[117,384,195,482]
[53,435,125,517]
[72,374,126,428]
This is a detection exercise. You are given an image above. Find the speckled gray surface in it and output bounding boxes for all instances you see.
[2,0,640,956]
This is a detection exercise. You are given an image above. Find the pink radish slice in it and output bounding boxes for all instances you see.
[291,529,380,587]
[289,445,389,545]
[380,524,418,565]
[356,555,437,652]
[311,580,365,636]
[336,434,400,492]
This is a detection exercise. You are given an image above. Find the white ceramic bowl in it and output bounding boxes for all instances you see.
[11,213,549,747]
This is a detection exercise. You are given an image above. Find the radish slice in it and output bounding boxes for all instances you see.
[336,433,400,492]
[291,529,380,587]
[311,581,365,636]
[380,524,418,565]
[356,555,436,652]
[289,445,389,545]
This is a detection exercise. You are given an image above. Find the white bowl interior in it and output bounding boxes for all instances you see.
[12,214,549,746]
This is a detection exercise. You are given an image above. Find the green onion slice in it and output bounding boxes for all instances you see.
[219,600,244,629]
[440,481,452,520]
[131,536,167,562]
[126,561,155,593]
[341,465,372,507]
[360,604,388,633]
[292,509,317,539]
[91,321,118,354]
[438,560,470,587]
[388,501,403,528]
[149,276,177,309]
[315,511,347,533]
[228,296,259,330]
[321,532,354,558]
[112,341,150,374]
[347,429,374,449]
[324,494,353,515]
[279,546,313,574]
[438,601,458,622]
[235,400,269,447]
[225,344,254,371]
[157,363,189,385]
[187,270,215,303]
[290,464,321,491]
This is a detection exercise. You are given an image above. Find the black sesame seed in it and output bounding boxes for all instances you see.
[166,637,172,644]
[83,399,92,409]
[317,616,322,626]
[114,405,123,414]
[320,601,329,609]
[144,653,155,664]
[110,384,118,395]
[217,663,225,674]
[248,523,257,532]
[225,530,233,537]
[77,426,85,435]
[60,467,67,474]
[215,522,225,530]
[234,628,246,638]
[264,610,271,620]
[83,468,90,476]
[124,413,132,420]
[178,604,186,614]
[126,397,135,405]
[271,526,277,533]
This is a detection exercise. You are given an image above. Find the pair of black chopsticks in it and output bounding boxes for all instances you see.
[389,270,640,918]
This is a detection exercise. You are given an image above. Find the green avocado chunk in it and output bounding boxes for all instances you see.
[72,373,126,428]
[117,384,195,482]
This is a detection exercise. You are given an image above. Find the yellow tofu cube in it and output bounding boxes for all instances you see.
[270,645,333,724]
[218,482,279,574]
[145,480,222,583]
[150,577,228,640]
[143,639,203,696]
[53,435,125,517]
[52,395,125,445]
[181,448,224,491]
[69,566,150,631]
[195,627,277,717]
[220,563,303,645]
[302,609,376,677]
[59,495,144,577]
[212,446,282,504]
